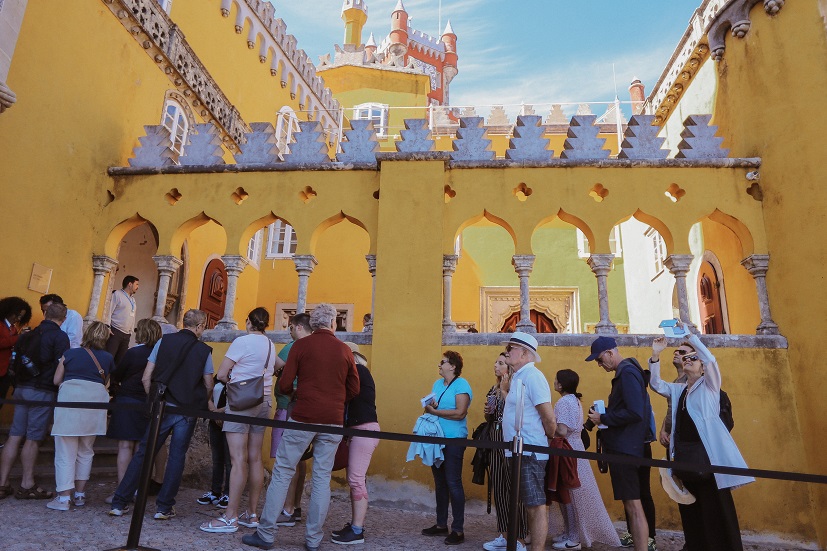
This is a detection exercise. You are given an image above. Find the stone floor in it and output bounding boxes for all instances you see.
[0,479,816,551]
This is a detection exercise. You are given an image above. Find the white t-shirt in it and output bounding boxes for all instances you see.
[225,334,276,398]
[502,362,552,460]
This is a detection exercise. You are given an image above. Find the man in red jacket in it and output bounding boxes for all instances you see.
[244,303,359,551]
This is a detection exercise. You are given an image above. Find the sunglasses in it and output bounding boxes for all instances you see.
[681,354,700,363]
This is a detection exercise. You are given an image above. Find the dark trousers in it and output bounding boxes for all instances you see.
[431,444,466,533]
[0,373,11,412]
[105,327,131,365]
[208,420,232,496]
[680,477,743,551]
[625,442,656,539]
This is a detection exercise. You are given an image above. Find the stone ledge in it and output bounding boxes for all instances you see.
[441,332,788,349]
[448,158,762,169]
[202,329,372,345]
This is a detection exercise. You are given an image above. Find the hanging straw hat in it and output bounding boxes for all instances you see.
[659,461,696,505]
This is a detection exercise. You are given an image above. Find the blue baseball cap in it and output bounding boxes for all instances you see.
[585,335,618,362]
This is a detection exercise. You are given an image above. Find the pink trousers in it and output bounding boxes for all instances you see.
[346,422,380,501]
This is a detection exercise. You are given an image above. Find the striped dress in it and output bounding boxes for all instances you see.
[486,384,528,538]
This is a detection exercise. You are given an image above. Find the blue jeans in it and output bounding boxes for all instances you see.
[112,411,197,512]
[431,443,466,533]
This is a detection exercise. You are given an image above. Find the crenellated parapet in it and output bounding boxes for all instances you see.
[101,0,248,151]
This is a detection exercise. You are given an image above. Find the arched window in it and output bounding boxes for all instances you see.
[275,106,300,158]
[265,221,297,258]
[353,103,389,136]
[161,98,189,161]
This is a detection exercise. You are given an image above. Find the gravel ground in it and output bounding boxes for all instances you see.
[0,478,816,551]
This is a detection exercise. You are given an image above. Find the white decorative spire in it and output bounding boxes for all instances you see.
[366,32,377,47]
[341,0,368,15]
[442,20,455,36]
[393,0,406,13]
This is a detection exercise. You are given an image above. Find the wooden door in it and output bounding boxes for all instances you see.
[199,259,227,329]
[698,261,725,334]
[500,309,558,333]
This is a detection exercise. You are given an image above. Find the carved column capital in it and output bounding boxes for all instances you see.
[152,255,184,275]
[221,254,249,276]
[740,254,770,276]
[442,254,459,275]
[511,254,536,276]
[0,81,17,114]
[365,254,377,275]
[92,254,119,276]
[664,254,694,276]
[293,254,318,276]
[586,253,615,276]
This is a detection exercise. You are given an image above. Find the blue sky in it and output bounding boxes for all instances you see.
[269,1,702,108]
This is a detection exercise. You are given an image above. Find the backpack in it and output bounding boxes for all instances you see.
[719,389,735,432]
[11,327,43,383]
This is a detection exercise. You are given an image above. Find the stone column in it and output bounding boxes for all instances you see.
[293,255,318,314]
[512,255,537,333]
[442,255,459,332]
[664,254,698,332]
[365,254,377,332]
[215,255,248,330]
[85,255,118,324]
[740,254,780,335]
[151,255,183,323]
[587,254,618,334]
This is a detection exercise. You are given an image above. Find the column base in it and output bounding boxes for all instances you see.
[756,321,780,335]
[215,320,239,331]
[594,321,618,335]
[442,321,457,333]
[515,319,537,333]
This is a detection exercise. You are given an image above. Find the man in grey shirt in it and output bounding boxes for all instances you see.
[105,275,139,364]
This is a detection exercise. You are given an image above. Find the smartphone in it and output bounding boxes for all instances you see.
[659,319,687,338]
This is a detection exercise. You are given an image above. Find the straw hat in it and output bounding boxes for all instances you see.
[659,461,696,505]
[343,341,368,367]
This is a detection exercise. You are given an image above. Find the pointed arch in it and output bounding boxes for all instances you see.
[630,209,674,255]
[309,211,370,256]
[170,212,224,256]
[532,209,595,253]
[452,210,517,253]
[104,214,158,258]
[235,212,294,256]
[705,209,754,258]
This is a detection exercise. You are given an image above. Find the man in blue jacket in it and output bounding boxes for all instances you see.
[586,336,655,551]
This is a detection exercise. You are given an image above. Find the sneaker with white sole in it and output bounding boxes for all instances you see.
[331,525,365,545]
[216,494,229,509]
[73,492,86,507]
[108,505,130,516]
[620,532,634,548]
[238,511,259,528]
[154,508,176,520]
[552,539,582,550]
[648,537,658,551]
[197,491,220,505]
[46,496,70,511]
[483,534,507,551]
[276,511,296,527]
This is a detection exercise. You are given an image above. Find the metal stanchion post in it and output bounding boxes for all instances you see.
[105,383,166,551]
[505,432,523,551]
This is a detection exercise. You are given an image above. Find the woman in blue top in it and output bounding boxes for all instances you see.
[421,350,472,546]
[48,321,113,511]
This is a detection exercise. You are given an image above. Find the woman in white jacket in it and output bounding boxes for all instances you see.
[649,325,753,551]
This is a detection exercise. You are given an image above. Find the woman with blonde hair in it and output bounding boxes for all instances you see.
[47,321,113,511]
[106,319,163,499]
[201,307,275,533]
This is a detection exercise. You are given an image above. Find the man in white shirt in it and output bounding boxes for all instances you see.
[39,294,83,349]
[501,332,556,551]
[105,275,139,364]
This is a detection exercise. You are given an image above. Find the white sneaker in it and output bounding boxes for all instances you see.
[552,539,581,550]
[46,497,70,511]
[551,533,566,543]
[483,534,507,551]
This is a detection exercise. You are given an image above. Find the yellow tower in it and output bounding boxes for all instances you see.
[342,0,369,46]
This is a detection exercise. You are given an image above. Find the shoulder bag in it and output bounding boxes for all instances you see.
[83,348,108,386]
[226,336,272,411]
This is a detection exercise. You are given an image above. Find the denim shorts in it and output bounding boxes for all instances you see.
[9,386,56,441]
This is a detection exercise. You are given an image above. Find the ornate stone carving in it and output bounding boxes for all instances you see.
[85,255,119,323]
[396,119,435,153]
[283,121,329,164]
[442,254,459,332]
[740,254,780,335]
[587,254,617,334]
[486,106,510,127]
[708,0,786,61]
[618,115,669,160]
[129,125,177,168]
[179,123,226,166]
[102,0,248,149]
[215,255,248,330]
[293,255,318,314]
[337,119,379,165]
[234,122,280,165]
[505,115,553,162]
[451,117,494,161]
[546,104,568,125]
[675,115,729,159]
[560,115,609,160]
[664,254,698,332]
[481,287,580,334]
[512,255,537,333]
[151,255,183,323]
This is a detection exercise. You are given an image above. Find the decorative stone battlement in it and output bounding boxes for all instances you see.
[102,0,248,150]
[219,0,340,121]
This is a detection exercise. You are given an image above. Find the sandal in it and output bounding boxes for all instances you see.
[15,485,54,500]
[199,515,238,533]
[238,511,259,528]
[0,484,13,499]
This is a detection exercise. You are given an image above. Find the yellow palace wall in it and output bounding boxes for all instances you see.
[692,0,827,544]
